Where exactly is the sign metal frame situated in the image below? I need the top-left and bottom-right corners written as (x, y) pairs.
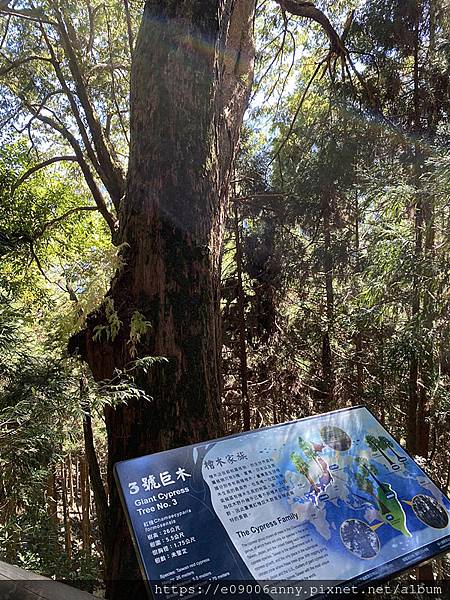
top-left (115, 405), bottom-right (450, 598)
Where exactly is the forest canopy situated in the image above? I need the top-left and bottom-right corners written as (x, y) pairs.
top-left (0, 0), bottom-right (449, 597)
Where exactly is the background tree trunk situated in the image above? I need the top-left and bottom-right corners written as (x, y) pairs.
top-left (321, 193), bottom-right (335, 409)
top-left (79, 454), bottom-right (91, 554)
top-left (233, 202), bottom-right (251, 430)
top-left (46, 472), bottom-right (58, 527)
top-left (61, 463), bottom-right (72, 560)
top-left (354, 189), bottom-right (364, 404)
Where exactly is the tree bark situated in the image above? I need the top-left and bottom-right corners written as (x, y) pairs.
top-left (354, 188), bottom-right (364, 404)
top-left (79, 454), bottom-right (91, 554)
top-left (66, 1), bottom-right (345, 596)
top-left (61, 463), bottom-right (72, 560)
top-left (46, 471), bottom-right (58, 527)
top-left (82, 401), bottom-right (110, 563)
top-left (71, 2), bottom-right (255, 597)
top-left (233, 202), bottom-right (251, 430)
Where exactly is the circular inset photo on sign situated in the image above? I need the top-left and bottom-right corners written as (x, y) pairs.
top-left (340, 519), bottom-right (380, 559)
top-left (320, 425), bottom-right (352, 451)
top-left (412, 494), bottom-right (449, 529)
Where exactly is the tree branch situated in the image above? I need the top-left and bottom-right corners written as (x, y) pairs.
top-left (3, 205), bottom-right (98, 259)
top-left (0, 54), bottom-right (53, 77)
top-left (0, 14), bottom-right (11, 48)
top-left (0, 5), bottom-right (56, 26)
top-left (269, 57), bottom-right (324, 166)
top-left (87, 62), bottom-right (129, 75)
top-left (275, 1), bottom-right (344, 56)
top-left (38, 25), bottom-right (105, 183)
top-left (52, 4), bottom-right (126, 208)
top-left (38, 206), bottom-right (99, 237)
top-left (28, 240), bottom-right (70, 295)
top-left (123, 0), bottom-right (134, 57)
top-left (104, 6), bottom-right (130, 145)
top-left (24, 106), bottom-right (118, 238)
top-left (13, 155), bottom-right (78, 189)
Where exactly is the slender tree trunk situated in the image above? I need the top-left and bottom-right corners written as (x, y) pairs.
top-left (408, 349), bottom-right (419, 454)
top-left (272, 399), bottom-right (278, 424)
top-left (233, 202), bottom-right (251, 430)
top-left (4, 497), bottom-right (18, 563)
top-left (408, 6), bottom-right (422, 453)
top-left (379, 334), bottom-right (386, 424)
top-left (416, 0), bottom-right (439, 457)
top-left (67, 454), bottom-right (74, 510)
top-left (445, 457), bottom-right (450, 496)
top-left (61, 463), bottom-right (72, 560)
top-left (75, 456), bottom-right (80, 509)
top-left (321, 194), bottom-right (334, 409)
top-left (82, 402), bottom-right (110, 562)
top-left (408, 176), bottom-right (424, 456)
top-left (417, 191), bottom-right (434, 457)
top-left (408, 171), bottom-right (422, 455)
top-left (79, 454), bottom-right (91, 554)
top-left (46, 471), bottom-right (59, 527)
top-left (354, 189), bottom-right (364, 403)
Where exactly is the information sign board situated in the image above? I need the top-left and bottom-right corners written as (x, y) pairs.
top-left (114, 406), bottom-right (450, 598)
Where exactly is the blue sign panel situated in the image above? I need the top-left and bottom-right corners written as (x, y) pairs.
top-left (114, 406), bottom-right (450, 598)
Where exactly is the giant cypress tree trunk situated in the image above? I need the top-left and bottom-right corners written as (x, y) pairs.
top-left (67, 2), bottom-right (343, 595)
top-left (74, 1), bottom-right (255, 597)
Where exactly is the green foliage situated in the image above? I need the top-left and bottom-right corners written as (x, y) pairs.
top-left (0, 141), bottom-right (114, 583)
top-left (1, 0), bottom-right (450, 586)
top-left (128, 311), bottom-right (152, 358)
top-left (0, 143), bottom-right (117, 328)
top-left (0, 307), bottom-right (100, 580)
top-left (93, 297), bottom-right (122, 342)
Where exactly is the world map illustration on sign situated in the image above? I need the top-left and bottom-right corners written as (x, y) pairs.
top-left (286, 424), bottom-right (445, 556)
top-left (204, 407), bottom-right (450, 585)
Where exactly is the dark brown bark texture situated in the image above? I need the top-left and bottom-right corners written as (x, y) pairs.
top-left (65, 1), bottom-right (345, 595)
top-left (72, 1), bottom-right (255, 596)
top-left (233, 203), bottom-right (251, 430)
